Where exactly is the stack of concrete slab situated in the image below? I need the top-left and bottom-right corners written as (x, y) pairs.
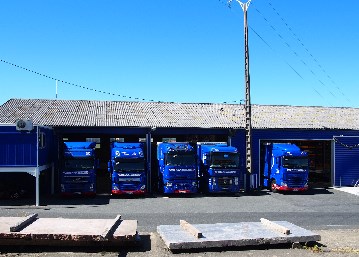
top-left (157, 218), bottom-right (321, 251)
top-left (0, 213), bottom-right (138, 246)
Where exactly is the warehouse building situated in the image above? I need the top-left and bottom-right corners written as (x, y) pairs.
top-left (0, 98), bottom-right (358, 199)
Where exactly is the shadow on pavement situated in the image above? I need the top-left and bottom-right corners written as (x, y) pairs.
top-left (0, 234), bottom-right (151, 255)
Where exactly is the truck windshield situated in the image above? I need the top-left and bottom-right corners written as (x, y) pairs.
top-left (210, 152), bottom-right (240, 168)
top-left (64, 159), bottom-right (94, 171)
top-left (282, 157), bottom-right (308, 169)
top-left (165, 152), bottom-right (196, 166)
top-left (114, 158), bottom-right (145, 172)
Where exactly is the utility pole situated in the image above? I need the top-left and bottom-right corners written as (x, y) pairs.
top-left (229, 0), bottom-right (253, 189)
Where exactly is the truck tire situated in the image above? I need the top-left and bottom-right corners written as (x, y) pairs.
top-left (270, 179), bottom-right (278, 193)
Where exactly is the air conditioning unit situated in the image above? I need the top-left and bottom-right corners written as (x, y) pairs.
top-left (15, 119), bottom-right (34, 131)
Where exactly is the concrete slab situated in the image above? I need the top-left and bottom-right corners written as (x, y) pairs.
top-left (157, 221), bottom-right (321, 251)
top-left (0, 215), bottom-right (138, 246)
top-left (334, 187), bottom-right (359, 196)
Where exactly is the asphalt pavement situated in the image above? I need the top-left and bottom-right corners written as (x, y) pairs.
top-left (0, 187), bottom-right (358, 256)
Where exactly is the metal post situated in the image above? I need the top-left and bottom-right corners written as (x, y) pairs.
top-left (35, 168), bottom-right (40, 206)
top-left (146, 131), bottom-right (152, 193)
top-left (36, 126), bottom-right (40, 206)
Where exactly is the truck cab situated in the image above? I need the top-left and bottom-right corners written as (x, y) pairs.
top-left (60, 142), bottom-right (97, 197)
top-left (108, 142), bottom-right (146, 195)
top-left (197, 142), bottom-right (240, 194)
top-left (157, 142), bottom-right (197, 194)
top-left (263, 143), bottom-right (309, 192)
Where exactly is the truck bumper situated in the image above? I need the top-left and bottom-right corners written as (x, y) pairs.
top-left (61, 191), bottom-right (96, 197)
top-left (273, 184), bottom-right (308, 192)
top-left (111, 189), bottom-right (146, 195)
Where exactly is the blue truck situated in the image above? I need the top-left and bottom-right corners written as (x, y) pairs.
top-left (157, 142), bottom-right (198, 194)
top-left (263, 143), bottom-right (309, 192)
top-left (60, 141), bottom-right (97, 197)
top-left (108, 142), bottom-right (147, 195)
top-left (197, 142), bottom-right (240, 194)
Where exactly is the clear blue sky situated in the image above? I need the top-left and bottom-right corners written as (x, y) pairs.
top-left (0, 0), bottom-right (358, 107)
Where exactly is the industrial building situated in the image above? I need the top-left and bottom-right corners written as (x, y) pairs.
top-left (0, 98), bottom-right (359, 202)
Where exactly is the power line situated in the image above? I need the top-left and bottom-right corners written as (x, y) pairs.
top-left (249, 26), bottom-right (328, 104)
top-left (219, 0), bottom-right (333, 106)
top-left (253, 7), bottom-right (339, 107)
top-left (0, 58), bottom-right (247, 105)
top-left (265, 1), bottom-right (351, 104)
top-left (0, 59), bottom-right (157, 102)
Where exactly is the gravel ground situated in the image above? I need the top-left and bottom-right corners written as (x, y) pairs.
top-left (0, 229), bottom-right (358, 257)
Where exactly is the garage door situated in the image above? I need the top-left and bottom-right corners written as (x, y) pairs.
top-left (334, 136), bottom-right (359, 186)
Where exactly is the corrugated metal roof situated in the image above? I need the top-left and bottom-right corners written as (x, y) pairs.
top-left (0, 98), bottom-right (358, 130)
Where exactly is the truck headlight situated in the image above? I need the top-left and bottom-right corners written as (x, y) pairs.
top-left (281, 182), bottom-right (287, 187)
top-left (234, 177), bottom-right (239, 185)
top-left (192, 182), bottom-right (197, 186)
top-left (166, 182), bottom-right (172, 187)
top-left (140, 185), bottom-right (146, 190)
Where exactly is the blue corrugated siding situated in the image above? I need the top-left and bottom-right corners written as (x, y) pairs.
top-left (0, 125), bottom-right (54, 167)
top-left (334, 136), bottom-right (359, 186)
top-left (0, 130), bottom-right (37, 166)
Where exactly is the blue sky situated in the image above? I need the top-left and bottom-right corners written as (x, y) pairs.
top-left (0, 0), bottom-right (358, 107)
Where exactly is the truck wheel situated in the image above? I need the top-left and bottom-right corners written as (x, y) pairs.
top-left (270, 180), bottom-right (278, 193)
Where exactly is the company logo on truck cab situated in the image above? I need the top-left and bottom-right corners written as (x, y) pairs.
top-left (214, 170), bottom-right (238, 174)
top-left (118, 173), bottom-right (142, 177)
top-left (168, 168), bottom-right (195, 172)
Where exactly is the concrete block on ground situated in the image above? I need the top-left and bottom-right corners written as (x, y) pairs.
top-left (157, 221), bottom-right (321, 251)
top-left (0, 215), bottom-right (138, 246)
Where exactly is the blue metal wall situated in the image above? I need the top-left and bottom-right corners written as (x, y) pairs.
top-left (232, 129), bottom-right (359, 187)
top-left (334, 136), bottom-right (359, 186)
top-left (0, 126), bottom-right (37, 166)
top-left (0, 125), bottom-right (54, 167)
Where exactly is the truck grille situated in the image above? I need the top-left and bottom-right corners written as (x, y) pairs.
top-left (286, 174), bottom-right (306, 188)
top-left (118, 182), bottom-right (141, 191)
top-left (217, 178), bottom-right (232, 190)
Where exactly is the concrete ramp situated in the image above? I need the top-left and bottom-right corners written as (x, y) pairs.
top-left (0, 214), bottom-right (138, 246)
top-left (157, 219), bottom-right (321, 251)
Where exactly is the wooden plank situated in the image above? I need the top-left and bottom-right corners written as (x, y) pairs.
top-left (101, 214), bottom-right (122, 239)
top-left (180, 220), bottom-right (202, 238)
top-left (260, 218), bottom-right (291, 235)
top-left (113, 220), bottom-right (138, 241)
top-left (10, 213), bottom-right (38, 232)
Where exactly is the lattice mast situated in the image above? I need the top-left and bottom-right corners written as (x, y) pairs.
top-left (229, 0), bottom-right (253, 175)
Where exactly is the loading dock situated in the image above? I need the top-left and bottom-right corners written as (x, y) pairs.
top-left (1, 99), bottom-right (359, 197)
top-left (259, 139), bottom-right (332, 189)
